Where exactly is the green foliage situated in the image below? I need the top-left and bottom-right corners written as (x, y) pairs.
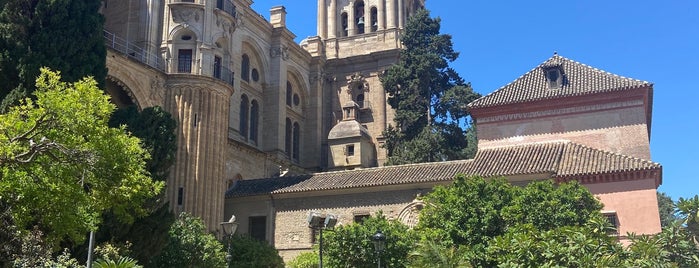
top-left (677, 195), bottom-right (699, 242)
top-left (323, 212), bottom-right (418, 268)
top-left (658, 191), bottom-right (678, 228)
top-left (0, 0), bottom-right (106, 110)
top-left (149, 213), bottom-right (226, 268)
top-left (287, 251), bottom-right (319, 268)
top-left (380, 8), bottom-right (480, 165)
top-left (407, 239), bottom-right (472, 268)
top-left (0, 69), bottom-right (162, 247)
top-left (92, 242), bottom-right (141, 268)
top-left (226, 235), bottom-right (284, 268)
top-left (501, 180), bottom-right (603, 230)
top-left (93, 257), bottom-right (141, 268)
top-left (109, 106), bottom-right (177, 183)
top-left (417, 175), bottom-right (604, 266)
top-left (10, 228), bottom-right (83, 268)
top-left (87, 105), bottom-right (178, 263)
top-left (487, 219), bottom-right (626, 267)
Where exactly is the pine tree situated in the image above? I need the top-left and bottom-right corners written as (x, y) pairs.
top-left (0, 0), bottom-right (106, 110)
top-left (380, 8), bottom-right (480, 165)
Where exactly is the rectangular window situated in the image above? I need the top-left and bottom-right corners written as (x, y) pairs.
top-left (346, 145), bottom-right (355, 156)
top-left (177, 187), bottom-right (184, 206)
top-left (354, 214), bottom-right (369, 223)
top-left (177, 49), bottom-right (192, 73)
top-left (249, 216), bottom-right (267, 241)
top-left (603, 212), bottom-right (619, 235)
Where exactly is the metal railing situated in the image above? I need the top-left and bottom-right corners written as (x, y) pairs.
top-left (216, 0), bottom-right (236, 18)
top-left (214, 64), bottom-right (235, 86)
top-left (103, 30), bottom-right (165, 71)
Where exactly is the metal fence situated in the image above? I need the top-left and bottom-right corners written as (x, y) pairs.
top-left (103, 30), bottom-right (165, 71)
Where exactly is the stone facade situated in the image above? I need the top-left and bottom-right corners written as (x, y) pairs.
top-left (101, 0), bottom-right (423, 232)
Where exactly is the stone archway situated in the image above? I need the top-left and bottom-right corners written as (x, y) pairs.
top-left (105, 49), bottom-right (166, 109)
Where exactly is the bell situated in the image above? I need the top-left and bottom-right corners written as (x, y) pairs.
top-left (358, 16), bottom-right (365, 25)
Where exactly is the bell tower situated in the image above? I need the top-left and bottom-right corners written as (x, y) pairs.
top-left (307, 0), bottom-right (425, 169)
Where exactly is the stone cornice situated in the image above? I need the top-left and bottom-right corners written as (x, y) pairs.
top-left (166, 74), bottom-right (234, 97)
top-left (477, 99), bottom-right (644, 123)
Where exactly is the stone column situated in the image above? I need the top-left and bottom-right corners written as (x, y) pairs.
top-left (364, 2), bottom-right (371, 33)
top-left (318, 0), bottom-right (327, 39)
top-left (398, 0), bottom-right (404, 28)
top-left (348, 6), bottom-right (355, 36)
top-left (387, 0), bottom-right (396, 29)
top-left (328, 0), bottom-right (337, 38)
top-left (378, 0), bottom-right (385, 30)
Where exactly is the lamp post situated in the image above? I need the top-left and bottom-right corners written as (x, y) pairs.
top-left (307, 211), bottom-right (337, 268)
top-left (371, 230), bottom-right (386, 268)
top-left (220, 214), bottom-right (238, 267)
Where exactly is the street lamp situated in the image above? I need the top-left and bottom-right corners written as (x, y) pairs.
top-left (307, 211), bottom-right (337, 268)
top-left (371, 230), bottom-right (386, 268)
top-left (220, 214), bottom-right (238, 267)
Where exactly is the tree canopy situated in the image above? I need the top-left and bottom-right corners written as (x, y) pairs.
top-left (323, 212), bottom-right (418, 268)
top-left (380, 8), bottom-right (480, 165)
top-left (0, 0), bottom-right (106, 110)
top-left (0, 68), bottom-right (162, 251)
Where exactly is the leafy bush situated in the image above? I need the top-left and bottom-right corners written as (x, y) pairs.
top-left (226, 234), bottom-right (284, 268)
top-left (287, 251), bottom-right (318, 268)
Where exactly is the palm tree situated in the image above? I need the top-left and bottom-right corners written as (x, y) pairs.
top-left (407, 240), bottom-right (471, 268)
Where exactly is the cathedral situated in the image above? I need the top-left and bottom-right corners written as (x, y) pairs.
top-left (100, 0), bottom-right (662, 261)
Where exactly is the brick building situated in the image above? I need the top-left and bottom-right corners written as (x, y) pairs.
top-left (226, 54), bottom-right (662, 260)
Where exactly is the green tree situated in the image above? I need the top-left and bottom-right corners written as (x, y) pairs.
top-left (0, 69), bottom-right (162, 249)
top-left (81, 106), bottom-right (178, 264)
top-left (149, 213), bottom-right (226, 268)
top-left (380, 8), bottom-right (480, 165)
top-left (417, 175), bottom-right (604, 266)
top-left (323, 212), bottom-right (418, 268)
top-left (0, 0), bottom-right (106, 110)
top-left (658, 191), bottom-right (678, 228)
top-left (226, 235), bottom-right (284, 268)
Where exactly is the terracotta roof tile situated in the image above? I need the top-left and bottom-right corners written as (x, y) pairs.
top-left (226, 141), bottom-right (661, 197)
top-left (467, 54), bottom-right (651, 109)
top-left (557, 142), bottom-right (661, 177)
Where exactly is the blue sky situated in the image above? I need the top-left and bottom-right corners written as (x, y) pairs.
top-left (251, 1), bottom-right (699, 200)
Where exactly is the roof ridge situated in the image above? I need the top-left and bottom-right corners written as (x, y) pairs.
top-left (307, 159), bottom-right (475, 176)
top-left (478, 140), bottom-right (571, 151)
top-left (558, 55), bottom-right (650, 85)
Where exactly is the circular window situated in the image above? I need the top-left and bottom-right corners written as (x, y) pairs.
top-left (293, 93), bottom-right (300, 106)
top-left (251, 68), bottom-right (259, 82)
top-left (181, 35), bottom-right (192, 41)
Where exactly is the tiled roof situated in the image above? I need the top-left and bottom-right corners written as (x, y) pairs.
top-left (467, 54), bottom-right (651, 109)
top-left (226, 141), bottom-right (661, 197)
top-left (557, 142), bottom-right (660, 177)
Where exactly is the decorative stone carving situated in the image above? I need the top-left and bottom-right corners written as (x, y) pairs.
top-left (345, 72), bottom-right (369, 94)
top-left (270, 45), bottom-right (289, 60)
top-left (172, 7), bottom-right (202, 26)
top-left (397, 194), bottom-right (425, 228)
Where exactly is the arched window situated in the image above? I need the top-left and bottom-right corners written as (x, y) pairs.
top-left (292, 122), bottom-right (300, 160)
top-left (250, 100), bottom-right (259, 142)
top-left (370, 7), bottom-right (378, 32)
top-left (355, 1), bottom-right (365, 34)
top-left (241, 54), bottom-right (250, 82)
top-left (286, 81), bottom-right (293, 107)
top-left (285, 118), bottom-right (292, 156)
top-left (356, 93), bottom-right (365, 108)
top-left (341, 12), bottom-right (348, 37)
top-left (240, 95), bottom-right (249, 138)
